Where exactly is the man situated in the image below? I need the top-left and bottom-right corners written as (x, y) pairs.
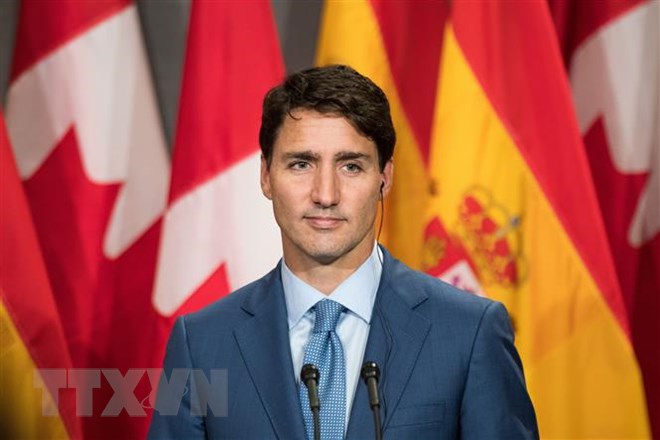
top-left (148, 65), bottom-right (538, 439)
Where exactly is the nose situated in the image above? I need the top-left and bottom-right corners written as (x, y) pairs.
top-left (311, 166), bottom-right (340, 208)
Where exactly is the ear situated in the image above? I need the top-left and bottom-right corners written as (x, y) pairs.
top-left (260, 155), bottom-right (272, 200)
top-left (380, 160), bottom-right (394, 198)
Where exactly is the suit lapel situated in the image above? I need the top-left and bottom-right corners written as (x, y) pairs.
top-left (233, 268), bottom-right (306, 440)
top-left (345, 293), bottom-right (389, 439)
top-left (346, 250), bottom-right (432, 438)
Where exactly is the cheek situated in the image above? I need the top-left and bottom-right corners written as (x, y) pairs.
top-left (347, 185), bottom-right (381, 216)
top-left (270, 184), bottom-right (305, 219)
top-left (271, 198), bottom-right (294, 233)
top-left (272, 182), bottom-right (307, 205)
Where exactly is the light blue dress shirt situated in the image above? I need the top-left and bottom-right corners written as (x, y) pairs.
top-left (281, 243), bottom-right (382, 430)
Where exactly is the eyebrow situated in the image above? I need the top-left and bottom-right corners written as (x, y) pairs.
top-left (335, 152), bottom-right (372, 162)
top-left (281, 150), bottom-right (373, 162)
top-left (282, 150), bottom-right (319, 162)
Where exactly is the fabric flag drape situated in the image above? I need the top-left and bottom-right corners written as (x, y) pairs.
top-left (317, 0), bottom-right (650, 437)
top-left (1, 110), bottom-right (80, 439)
top-left (153, 0), bottom-right (284, 317)
top-left (549, 0), bottom-right (660, 436)
top-left (5, 1), bottom-right (170, 438)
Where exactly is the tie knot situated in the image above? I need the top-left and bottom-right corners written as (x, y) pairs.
top-left (312, 300), bottom-right (344, 333)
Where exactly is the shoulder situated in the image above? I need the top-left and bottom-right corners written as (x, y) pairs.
top-left (179, 264), bottom-right (281, 334)
top-left (381, 247), bottom-right (509, 330)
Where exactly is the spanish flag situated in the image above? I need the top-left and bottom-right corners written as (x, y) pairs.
top-left (317, 1), bottom-right (650, 437)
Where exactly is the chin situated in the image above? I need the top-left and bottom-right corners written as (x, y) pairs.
top-left (285, 231), bottom-right (372, 266)
top-left (306, 247), bottom-right (344, 265)
top-left (306, 238), bottom-right (368, 265)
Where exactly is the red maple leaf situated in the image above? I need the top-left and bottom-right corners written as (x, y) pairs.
top-left (585, 115), bottom-right (660, 435)
top-left (584, 116), bottom-right (649, 305)
top-left (24, 127), bottom-right (121, 368)
top-left (23, 126), bottom-right (171, 439)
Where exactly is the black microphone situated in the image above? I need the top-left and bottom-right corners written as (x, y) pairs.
top-left (301, 364), bottom-right (321, 440)
top-left (361, 361), bottom-right (383, 440)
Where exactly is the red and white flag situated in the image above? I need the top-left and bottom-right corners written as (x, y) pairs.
top-left (550, 0), bottom-right (660, 435)
top-left (1, 109), bottom-right (81, 439)
top-left (153, 0), bottom-right (284, 316)
top-left (6, 1), bottom-right (170, 438)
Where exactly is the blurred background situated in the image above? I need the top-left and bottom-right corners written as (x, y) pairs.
top-left (0, 0), bottom-right (324, 142)
top-left (1, 0), bottom-right (658, 439)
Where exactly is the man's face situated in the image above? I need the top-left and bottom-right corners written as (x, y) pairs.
top-left (261, 109), bottom-right (393, 269)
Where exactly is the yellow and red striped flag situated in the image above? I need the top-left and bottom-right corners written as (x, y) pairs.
top-left (317, 1), bottom-right (650, 437)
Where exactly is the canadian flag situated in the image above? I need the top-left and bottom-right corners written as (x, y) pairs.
top-left (153, 0), bottom-right (284, 316)
top-left (6, 1), bottom-right (170, 438)
top-left (1, 109), bottom-right (80, 439)
top-left (550, 0), bottom-right (660, 435)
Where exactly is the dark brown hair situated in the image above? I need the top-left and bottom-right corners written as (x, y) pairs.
top-left (259, 65), bottom-right (395, 170)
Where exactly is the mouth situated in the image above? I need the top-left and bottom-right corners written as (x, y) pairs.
top-left (304, 216), bottom-right (345, 230)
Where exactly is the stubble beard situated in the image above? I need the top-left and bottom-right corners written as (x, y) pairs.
top-left (286, 218), bottom-right (377, 267)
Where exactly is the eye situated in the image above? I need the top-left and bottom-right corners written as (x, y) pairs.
top-left (289, 161), bottom-right (310, 170)
top-left (343, 162), bottom-right (363, 173)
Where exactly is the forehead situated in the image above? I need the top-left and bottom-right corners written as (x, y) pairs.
top-left (273, 109), bottom-right (377, 156)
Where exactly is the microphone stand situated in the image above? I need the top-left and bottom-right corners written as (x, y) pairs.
top-left (301, 364), bottom-right (321, 440)
top-left (361, 361), bottom-right (383, 440)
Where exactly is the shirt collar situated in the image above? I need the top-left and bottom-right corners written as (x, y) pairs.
top-left (281, 243), bottom-right (383, 330)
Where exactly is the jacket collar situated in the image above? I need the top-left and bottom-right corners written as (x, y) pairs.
top-left (233, 263), bottom-right (307, 439)
top-left (234, 247), bottom-right (431, 439)
top-left (346, 246), bottom-right (431, 438)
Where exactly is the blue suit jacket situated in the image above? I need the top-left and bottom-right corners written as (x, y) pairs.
top-left (148, 248), bottom-right (538, 439)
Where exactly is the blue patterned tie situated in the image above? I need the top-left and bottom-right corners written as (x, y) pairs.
top-left (299, 299), bottom-right (346, 440)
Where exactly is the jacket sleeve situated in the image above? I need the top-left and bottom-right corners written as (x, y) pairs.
top-left (147, 316), bottom-right (206, 439)
top-left (460, 301), bottom-right (539, 439)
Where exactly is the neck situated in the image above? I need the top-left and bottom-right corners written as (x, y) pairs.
top-left (284, 241), bottom-right (375, 295)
